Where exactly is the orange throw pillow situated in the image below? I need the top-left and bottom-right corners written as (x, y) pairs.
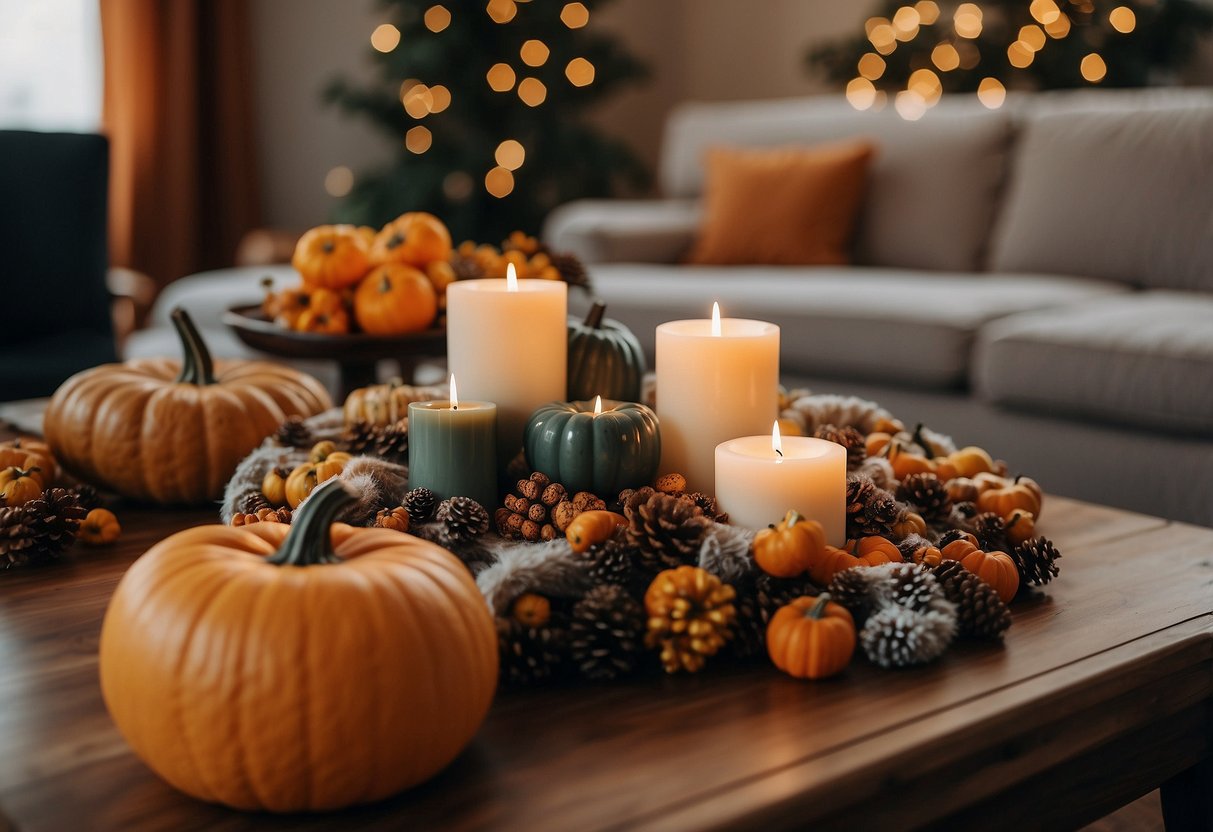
top-left (686, 141), bottom-right (876, 266)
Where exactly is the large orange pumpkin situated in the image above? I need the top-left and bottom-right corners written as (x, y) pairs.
top-left (369, 212), bottom-right (452, 267)
top-left (44, 308), bottom-right (331, 505)
top-left (353, 263), bottom-right (438, 335)
top-left (292, 225), bottom-right (370, 289)
top-left (99, 480), bottom-right (498, 812)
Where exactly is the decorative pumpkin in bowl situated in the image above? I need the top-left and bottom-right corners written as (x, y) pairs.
top-left (44, 308), bottom-right (331, 505)
top-left (291, 224), bottom-right (371, 289)
top-left (99, 480), bottom-right (498, 811)
top-left (353, 262), bottom-right (438, 335)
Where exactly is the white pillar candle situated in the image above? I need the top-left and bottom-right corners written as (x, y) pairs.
top-left (447, 265), bottom-right (567, 463)
top-left (656, 303), bottom-right (779, 493)
top-left (715, 423), bottom-right (846, 544)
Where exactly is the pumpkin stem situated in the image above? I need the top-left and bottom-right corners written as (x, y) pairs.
top-left (583, 301), bottom-right (607, 329)
top-left (266, 479), bottom-right (353, 566)
top-left (171, 307), bottom-right (216, 386)
top-left (782, 509), bottom-right (805, 528)
top-left (912, 423), bottom-right (935, 459)
top-left (807, 593), bottom-right (833, 620)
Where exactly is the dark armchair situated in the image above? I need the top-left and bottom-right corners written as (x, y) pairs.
top-left (0, 130), bottom-right (118, 402)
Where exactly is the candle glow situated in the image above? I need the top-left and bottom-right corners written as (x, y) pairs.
top-left (711, 301), bottom-right (722, 337)
top-left (594, 394), bottom-right (603, 415)
top-left (772, 420), bottom-right (783, 457)
top-left (506, 262), bottom-right (519, 292)
top-left (450, 373), bottom-right (459, 410)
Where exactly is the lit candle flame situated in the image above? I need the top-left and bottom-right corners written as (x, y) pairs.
top-left (711, 301), bottom-right (721, 337)
top-left (772, 420), bottom-right (783, 458)
top-left (506, 262), bottom-right (518, 292)
top-left (594, 395), bottom-right (602, 415)
top-left (450, 373), bottom-right (459, 410)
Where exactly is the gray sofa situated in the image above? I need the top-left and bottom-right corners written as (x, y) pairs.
top-left (543, 89), bottom-right (1213, 527)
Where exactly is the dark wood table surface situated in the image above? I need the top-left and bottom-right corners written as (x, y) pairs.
top-left (2, 453), bottom-right (1211, 830)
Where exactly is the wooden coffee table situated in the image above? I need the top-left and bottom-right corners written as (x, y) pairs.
top-left (1, 465), bottom-right (1210, 829)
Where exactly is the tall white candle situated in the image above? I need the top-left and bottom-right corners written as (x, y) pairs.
top-left (715, 423), bottom-right (846, 544)
top-left (656, 303), bottom-right (779, 492)
top-left (447, 264), bottom-right (567, 463)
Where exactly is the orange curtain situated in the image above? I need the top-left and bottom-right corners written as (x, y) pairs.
top-left (101, 0), bottom-right (259, 287)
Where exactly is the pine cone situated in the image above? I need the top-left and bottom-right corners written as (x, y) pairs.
top-left (934, 560), bottom-right (1012, 640)
top-left (342, 421), bottom-right (378, 455)
top-left (938, 528), bottom-right (976, 548)
top-left (582, 532), bottom-right (645, 589)
top-left (24, 487), bottom-right (86, 556)
top-left (896, 473), bottom-right (951, 524)
top-left (731, 573), bottom-right (819, 658)
top-left (813, 424), bottom-right (866, 470)
top-left (1012, 536), bottom-right (1062, 587)
top-left (274, 415), bottom-right (312, 448)
top-left (971, 512), bottom-right (1009, 552)
top-left (372, 420), bottom-right (410, 462)
top-left (236, 490), bottom-right (272, 515)
top-left (644, 566), bottom-right (736, 673)
top-left (451, 252), bottom-right (486, 282)
top-left (401, 487), bottom-right (437, 524)
top-left (496, 617), bottom-right (567, 686)
top-left (436, 496), bottom-right (490, 545)
top-left (549, 251), bottom-right (591, 290)
top-left (624, 491), bottom-right (711, 571)
top-left (569, 585), bottom-right (646, 680)
top-left (880, 562), bottom-right (942, 613)
top-left (67, 483), bottom-right (102, 511)
top-left (826, 567), bottom-right (875, 623)
top-left (683, 491), bottom-right (728, 523)
top-left (0, 505), bottom-right (36, 568)
top-left (859, 603), bottom-right (957, 669)
top-left (845, 475), bottom-right (903, 539)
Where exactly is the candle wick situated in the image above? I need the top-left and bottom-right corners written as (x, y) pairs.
top-left (775, 449), bottom-right (783, 457)
top-left (452, 404), bottom-right (458, 411)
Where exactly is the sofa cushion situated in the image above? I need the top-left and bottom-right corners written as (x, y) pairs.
top-left (583, 264), bottom-right (1125, 389)
top-left (543, 199), bottom-right (701, 264)
top-left (659, 96), bottom-right (1011, 273)
top-left (974, 292), bottom-right (1213, 436)
top-left (989, 96), bottom-right (1213, 292)
top-left (687, 142), bottom-right (875, 266)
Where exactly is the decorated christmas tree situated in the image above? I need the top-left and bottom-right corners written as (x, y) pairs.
top-left (808, 0), bottom-right (1213, 117)
top-left (326, 0), bottom-right (649, 243)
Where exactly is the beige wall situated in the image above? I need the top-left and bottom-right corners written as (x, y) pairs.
top-left (250, 0), bottom-right (866, 227)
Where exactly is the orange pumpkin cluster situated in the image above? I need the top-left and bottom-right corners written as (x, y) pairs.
top-left (453, 232), bottom-right (564, 281)
top-left (266, 212), bottom-right (453, 336)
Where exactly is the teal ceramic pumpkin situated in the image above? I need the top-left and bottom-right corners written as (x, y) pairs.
top-left (524, 399), bottom-right (661, 495)
top-left (567, 302), bottom-right (646, 403)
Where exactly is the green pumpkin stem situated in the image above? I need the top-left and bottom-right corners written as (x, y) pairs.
top-left (171, 307), bottom-right (216, 386)
top-left (807, 593), bottom-right (833, 619)
top-left (267, 479), bottom-right (353, 566)
top-left (912, 423), bottom-right (935, 459)
top-left (583, 301), bottom-right (607, 329)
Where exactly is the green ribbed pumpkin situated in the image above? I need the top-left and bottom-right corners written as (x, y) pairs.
top-left (524, 399), bottom-right (661, 496)
top-left (567, 302), bottom-right (646, 403)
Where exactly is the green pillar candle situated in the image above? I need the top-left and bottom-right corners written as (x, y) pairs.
top-left (408, 389), bottom-right (498, 512)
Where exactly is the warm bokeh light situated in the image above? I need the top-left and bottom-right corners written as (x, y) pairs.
top-left (443, 170), bottom-right (474, 201)
top-left (487, 63), bottom-right (516, 92)
top-left (895, 90), bottom-right (927, 121)
top-left (560, 2), bottom-right (589, 28)
top-left (977, 77), bottom-right (1006, 109)
top-left (565, 57), bottom-right (595, 86)
top-left (486, 0), bottom-right (517, 24)
top-left (495, 139), bottom-right (525, 170)
top-left (845, 77), bottom-right (877, 110)
top-left (931, 42), bottom-right (960, 71)
top-left (1045, 13), bottom-right (1072, 37)
top-left (403, 84), bottom-right (433, 118)
top-left (405, 126), bottom-right (432, 154)
top-left (868, 19), bottom-right (897, 54)
top-left (1109, 6), bottom-right (1136, 33)
top-left (485, 166), bottom-right (515, 197)
top-left (1007, 41), bottom-right (1035, 68)
top-left (858, 52), bottom-right (886, 80)
top-left (424, 5), bottom-right (451, 33)
top-left (399, 78), bottom-right (421, 100)
top-left (370, 24), bottom-right (401, 53)
top-left (324, 166), bottom-right (353, 197)
top-left (1019, 24), bottom-right (1046, 51)
top-left (892, 6), bottom-right (920, 40)
top-left (521, 39), bottom-right (550, 66)
top-left (428, 84), bottom-right (451, 113)
top-left (915, 0), bottom-right (940, 25)
top-left (518, 77), bottom-right (547, 105)
top-left (1081, 53), bottom-right (1107, 82)
top-left (954, 3), bottom-right (983, 38)
top-left (1030, 0), bottom-right (1061, 25)
top-left (908, 68), bottom-right (942, 103)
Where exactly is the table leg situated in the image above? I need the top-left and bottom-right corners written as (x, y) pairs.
top-left (1161, 756), bottom-right (1213, 832)
top-left (337, 360), bottom-right (380, 401)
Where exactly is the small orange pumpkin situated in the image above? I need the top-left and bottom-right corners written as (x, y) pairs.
top-left (941, 538), bottom-right (1019, 603)
top-left (753, 510), bottom-right (826, 578)
top-left (292, 225), bottom-right (371, 289)
top-left (285, 455), bottom-right (347, 509)
top-left (566, 510), bottom-right (626, 553)
top-left (374, 506), bottom-right (410, 532)
top-left (948, 445), bottom-right (997, 478)
top-left (886, 442), bottom-right (933, 479)
top-left (907, 543), bottom-right (943, 568)
top-left (947, 477), bottom-right (980, 504)
top-left (1004, 509), bottom-right (1036, 546)
top-left (425, 259), bottom-right (457, 295)
top-left (0, 438), bottom-right (56, 485)
top-left (511, 593), bottom-right (552, 627)
top-left (295, 307), bottom-right (351, 335)
top-left (977, 476), bottom-right (1043, 519)
top-left (98, 480), bottom-right (497, 812)
top-left (890, 511), bottom-right (927, 540)
top-left (0, 467), bottom-right (42, 505)
top-left (809, 536), bottom-right (901, 585)
top-left (767, 594), bottom-right (856, 680)
top-left (353, 263), bottom-right (438, 335)
top-left (370, 213), bottom-right (452, 267)
top-left (261, 279), bottom-right (311, 328)
top-left (865, 431), bottom-right (893, 458)
top-left (78, 507), bottom-right (122, 545)
top-left (261, 466), bottom-right (291, 507)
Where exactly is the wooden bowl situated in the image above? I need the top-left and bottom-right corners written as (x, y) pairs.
top-left (223, 305), bottom-right (446, 360)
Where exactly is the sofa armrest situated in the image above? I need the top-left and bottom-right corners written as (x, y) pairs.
top-left (543, 199), bottom-right (701, 264)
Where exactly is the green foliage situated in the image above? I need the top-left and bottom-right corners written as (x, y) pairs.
top-left (807, 0), bottom-right (1213, 94)
top-left (326, 0), bottom-right (649, 242)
